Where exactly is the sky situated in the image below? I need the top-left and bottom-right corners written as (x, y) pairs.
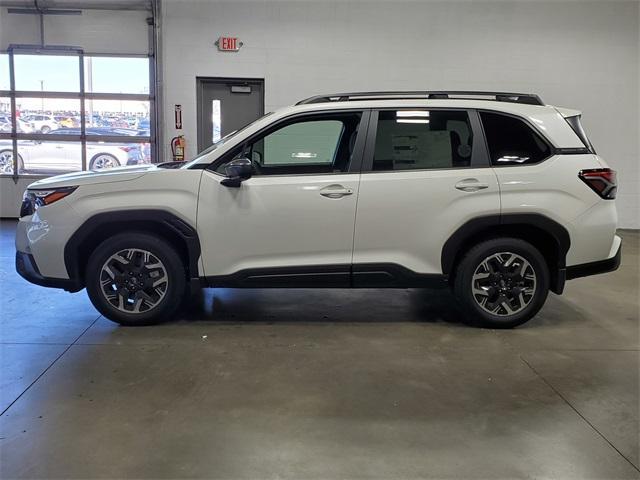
top-left (1, 53), bottom-right (149, 113)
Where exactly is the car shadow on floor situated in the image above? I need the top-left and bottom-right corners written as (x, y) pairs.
top-left (179, 287), bottom-right (478, 326)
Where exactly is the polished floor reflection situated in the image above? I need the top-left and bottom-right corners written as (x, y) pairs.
top-left (1, 220), bottom-right (638, 479)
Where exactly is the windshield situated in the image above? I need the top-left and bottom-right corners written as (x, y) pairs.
top-left (182, 112), bottom-right (273, 169)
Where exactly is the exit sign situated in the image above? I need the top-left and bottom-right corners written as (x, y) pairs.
top-left (215, 36), bottom-right (243, 52)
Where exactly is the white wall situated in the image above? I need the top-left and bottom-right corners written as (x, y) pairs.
top-left (161, 0), bottom-right (639, 228)
top-left (0, 8), bottom-right (149, 53)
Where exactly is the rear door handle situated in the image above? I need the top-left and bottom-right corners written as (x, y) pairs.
top-left (319, 184), bottom-right (354, 199)
top-left (455, 179), bottom-right (489, 192)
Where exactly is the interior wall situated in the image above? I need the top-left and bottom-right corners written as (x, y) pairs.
top-left (161, 0), bottom-right (639, 228)
top-left (0, 8), bottom-right (149, 53)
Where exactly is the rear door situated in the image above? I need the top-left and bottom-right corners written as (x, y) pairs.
top-left (352, 108), bottom-right (500, 281)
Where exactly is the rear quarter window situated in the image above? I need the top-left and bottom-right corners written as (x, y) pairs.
top-left (480, 111), bottom-right (551, 165)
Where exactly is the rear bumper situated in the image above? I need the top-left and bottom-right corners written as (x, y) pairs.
top-left (15, 251), bottom-right (82, 292)
top-left (566, 241), bottom-right (622, 280)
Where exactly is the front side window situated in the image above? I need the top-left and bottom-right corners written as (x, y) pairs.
top-left (372, 110), bottom-right (474, 171)
top-left (220, 112), bottom-right (362, 175)
top-left (480, 111), bottom-right (551, 165)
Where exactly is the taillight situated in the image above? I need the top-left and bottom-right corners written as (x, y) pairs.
top-left (579, 168), bottom-right (617, 199)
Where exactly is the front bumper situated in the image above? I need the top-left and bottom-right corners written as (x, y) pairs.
top-left (16, 251), bottom-right (82, 292)
top-left (566, 241), bottom-right (622, 280)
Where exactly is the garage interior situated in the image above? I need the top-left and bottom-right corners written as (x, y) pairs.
top-left (1, 1), bottom-right (639, 479)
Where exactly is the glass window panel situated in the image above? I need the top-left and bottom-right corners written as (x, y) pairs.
top-left (15, 98), bottom-right (81, 133)
top-left (14, 55), bottom-right (80, 92)
top-left (0, 97), bottom-right (11, 133)
top-left (85, 99), bottom-right (150, 135)
top-left (85, 57), bottom-right (149, 94)
top-left (373, 110), bottom-right (474, 171)
top-left (17, 140), bottom-right (82, 175)
top-left (480, 112), bottom-right (550, 165)
top-left (0, 54), bottom-right (9, 90)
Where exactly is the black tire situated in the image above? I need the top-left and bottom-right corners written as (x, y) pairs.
top-left (453, 238), bottom-right (549, 329)
top-left (89, 153), bottom-right (120, 170)
top-left (85, 232), bottom-right (187, 326)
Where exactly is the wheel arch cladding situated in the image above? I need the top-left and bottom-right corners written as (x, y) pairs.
top-left (441, 214), bottom-right (570, 294)
top-left (64, 210), bottom-right (201, 287)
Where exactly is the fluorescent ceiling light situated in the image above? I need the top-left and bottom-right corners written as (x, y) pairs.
top-left (396, 111), bottom-right (430, 117)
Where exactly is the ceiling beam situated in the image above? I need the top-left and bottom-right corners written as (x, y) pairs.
top-left (0, 0), bottom-right (151, 11)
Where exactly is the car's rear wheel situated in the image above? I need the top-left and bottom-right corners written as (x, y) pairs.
top-left (85, 233), bottom-right (186, 326)
top-left (453, 238), bottom-right (549, 328)
top-left (0, 150), bottom-right (24, 174)
top-left (90, 153), bottom-right (120, 170)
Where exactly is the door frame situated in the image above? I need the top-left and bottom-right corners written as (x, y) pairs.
top-left (196, 76), bottom-right (265, 153)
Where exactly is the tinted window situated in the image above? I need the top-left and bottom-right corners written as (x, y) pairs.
top-left (480, 112), bottom-right (551, 165)
top-left (565, 115), bottom-right (595, 153)
top-left (372, 110), bottom-right (473, 171)
top-left (221, 112), bottom-right (362, 176)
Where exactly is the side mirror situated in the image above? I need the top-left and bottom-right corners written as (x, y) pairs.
top-left (221, 157), bottom-right (252, 188)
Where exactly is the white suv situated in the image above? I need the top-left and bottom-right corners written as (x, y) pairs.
top-left (15, 91), bottom-right (621, 328)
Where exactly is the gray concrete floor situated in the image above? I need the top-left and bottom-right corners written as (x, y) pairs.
top-left (1, 218), bottom-right (638, 479)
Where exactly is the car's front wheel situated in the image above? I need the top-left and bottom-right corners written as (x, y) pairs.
top-left (90, 153), bottom-right (120, 170)
top-left (0, 150), bottom-right (24, 174)
top-left (453, 238), bottom-right (549, 328)
top-left (85, 233), bottom-right (186, 326)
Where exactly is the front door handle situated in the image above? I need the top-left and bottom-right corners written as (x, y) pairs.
top-left (319, 184), bottom-right (354, 199)
top-left (455, 179), bottom-right (489, 192)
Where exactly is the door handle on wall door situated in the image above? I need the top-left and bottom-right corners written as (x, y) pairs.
top-left (319, 184), bottom-right (354, 199)
top-left (455, 179), bottom-right (489, 192)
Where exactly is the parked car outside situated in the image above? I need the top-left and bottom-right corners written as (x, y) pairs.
top-left (0, 115), bottom-right (35, 133)
top-left (22, 114), bottom-right (59, 133)
top-left (0, 126), bottom-right (147, 174)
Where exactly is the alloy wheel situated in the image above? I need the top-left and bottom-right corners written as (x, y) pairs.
top-left (92, 154), bottom-right (119, 170)
top-left (0, 150), bottom-right (15, 174)
top-left (471, 252), bottom-right (537, 316)
top-left (99, 248), bottom-right (169, 314)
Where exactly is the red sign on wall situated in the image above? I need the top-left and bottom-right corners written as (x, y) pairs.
top-left (216, 36), bottom-right (243, 52)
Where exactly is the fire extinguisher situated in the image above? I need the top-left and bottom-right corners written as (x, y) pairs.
top-left (170, 135), bottom-right (186, 162)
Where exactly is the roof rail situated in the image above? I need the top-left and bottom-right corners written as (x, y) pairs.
top-left (296, 91), bottom-right (544, 106)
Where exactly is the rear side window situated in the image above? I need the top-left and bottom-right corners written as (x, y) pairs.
top-left (480, 112), bottom-right (551, 165)
top-left (565, 115), bottom-right (595, 153)
top-left (372, 110), bottom-right (474, 171)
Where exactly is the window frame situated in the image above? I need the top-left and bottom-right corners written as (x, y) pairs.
top-left (360, 108), bottom-right (491, 174)
top-left (207, 108), bottom-right (370, 177)
top-left (477, 109), bottom-right (556, 167)
top-left (0, 48), bottom-right (153, 178)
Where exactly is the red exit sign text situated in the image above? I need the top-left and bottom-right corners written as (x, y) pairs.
top-left (216, 36), bottom-right (242, 52)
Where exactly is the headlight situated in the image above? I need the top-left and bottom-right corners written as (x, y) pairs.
top-left (20, 186), bottom-right (77, 217)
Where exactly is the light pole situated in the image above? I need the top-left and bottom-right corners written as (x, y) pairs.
top-left (40, 80), bottom-right (44, 113)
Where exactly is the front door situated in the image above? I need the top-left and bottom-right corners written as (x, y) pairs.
top-left (196, 77), bottom-right (264, 153)
top-left (196, 110), bottom-right (368, 286)
top-left (352, 108), bottom-right (501, 279)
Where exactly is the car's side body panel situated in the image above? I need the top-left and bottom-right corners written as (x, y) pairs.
top-left (495, 153), bottom-right (618, 266)
top-left (196, 170), bottom-right (361, 276)
top-left (352, 168), bottom-right (501, 273)
top-left (16, 168), bottom-right (202, 280)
